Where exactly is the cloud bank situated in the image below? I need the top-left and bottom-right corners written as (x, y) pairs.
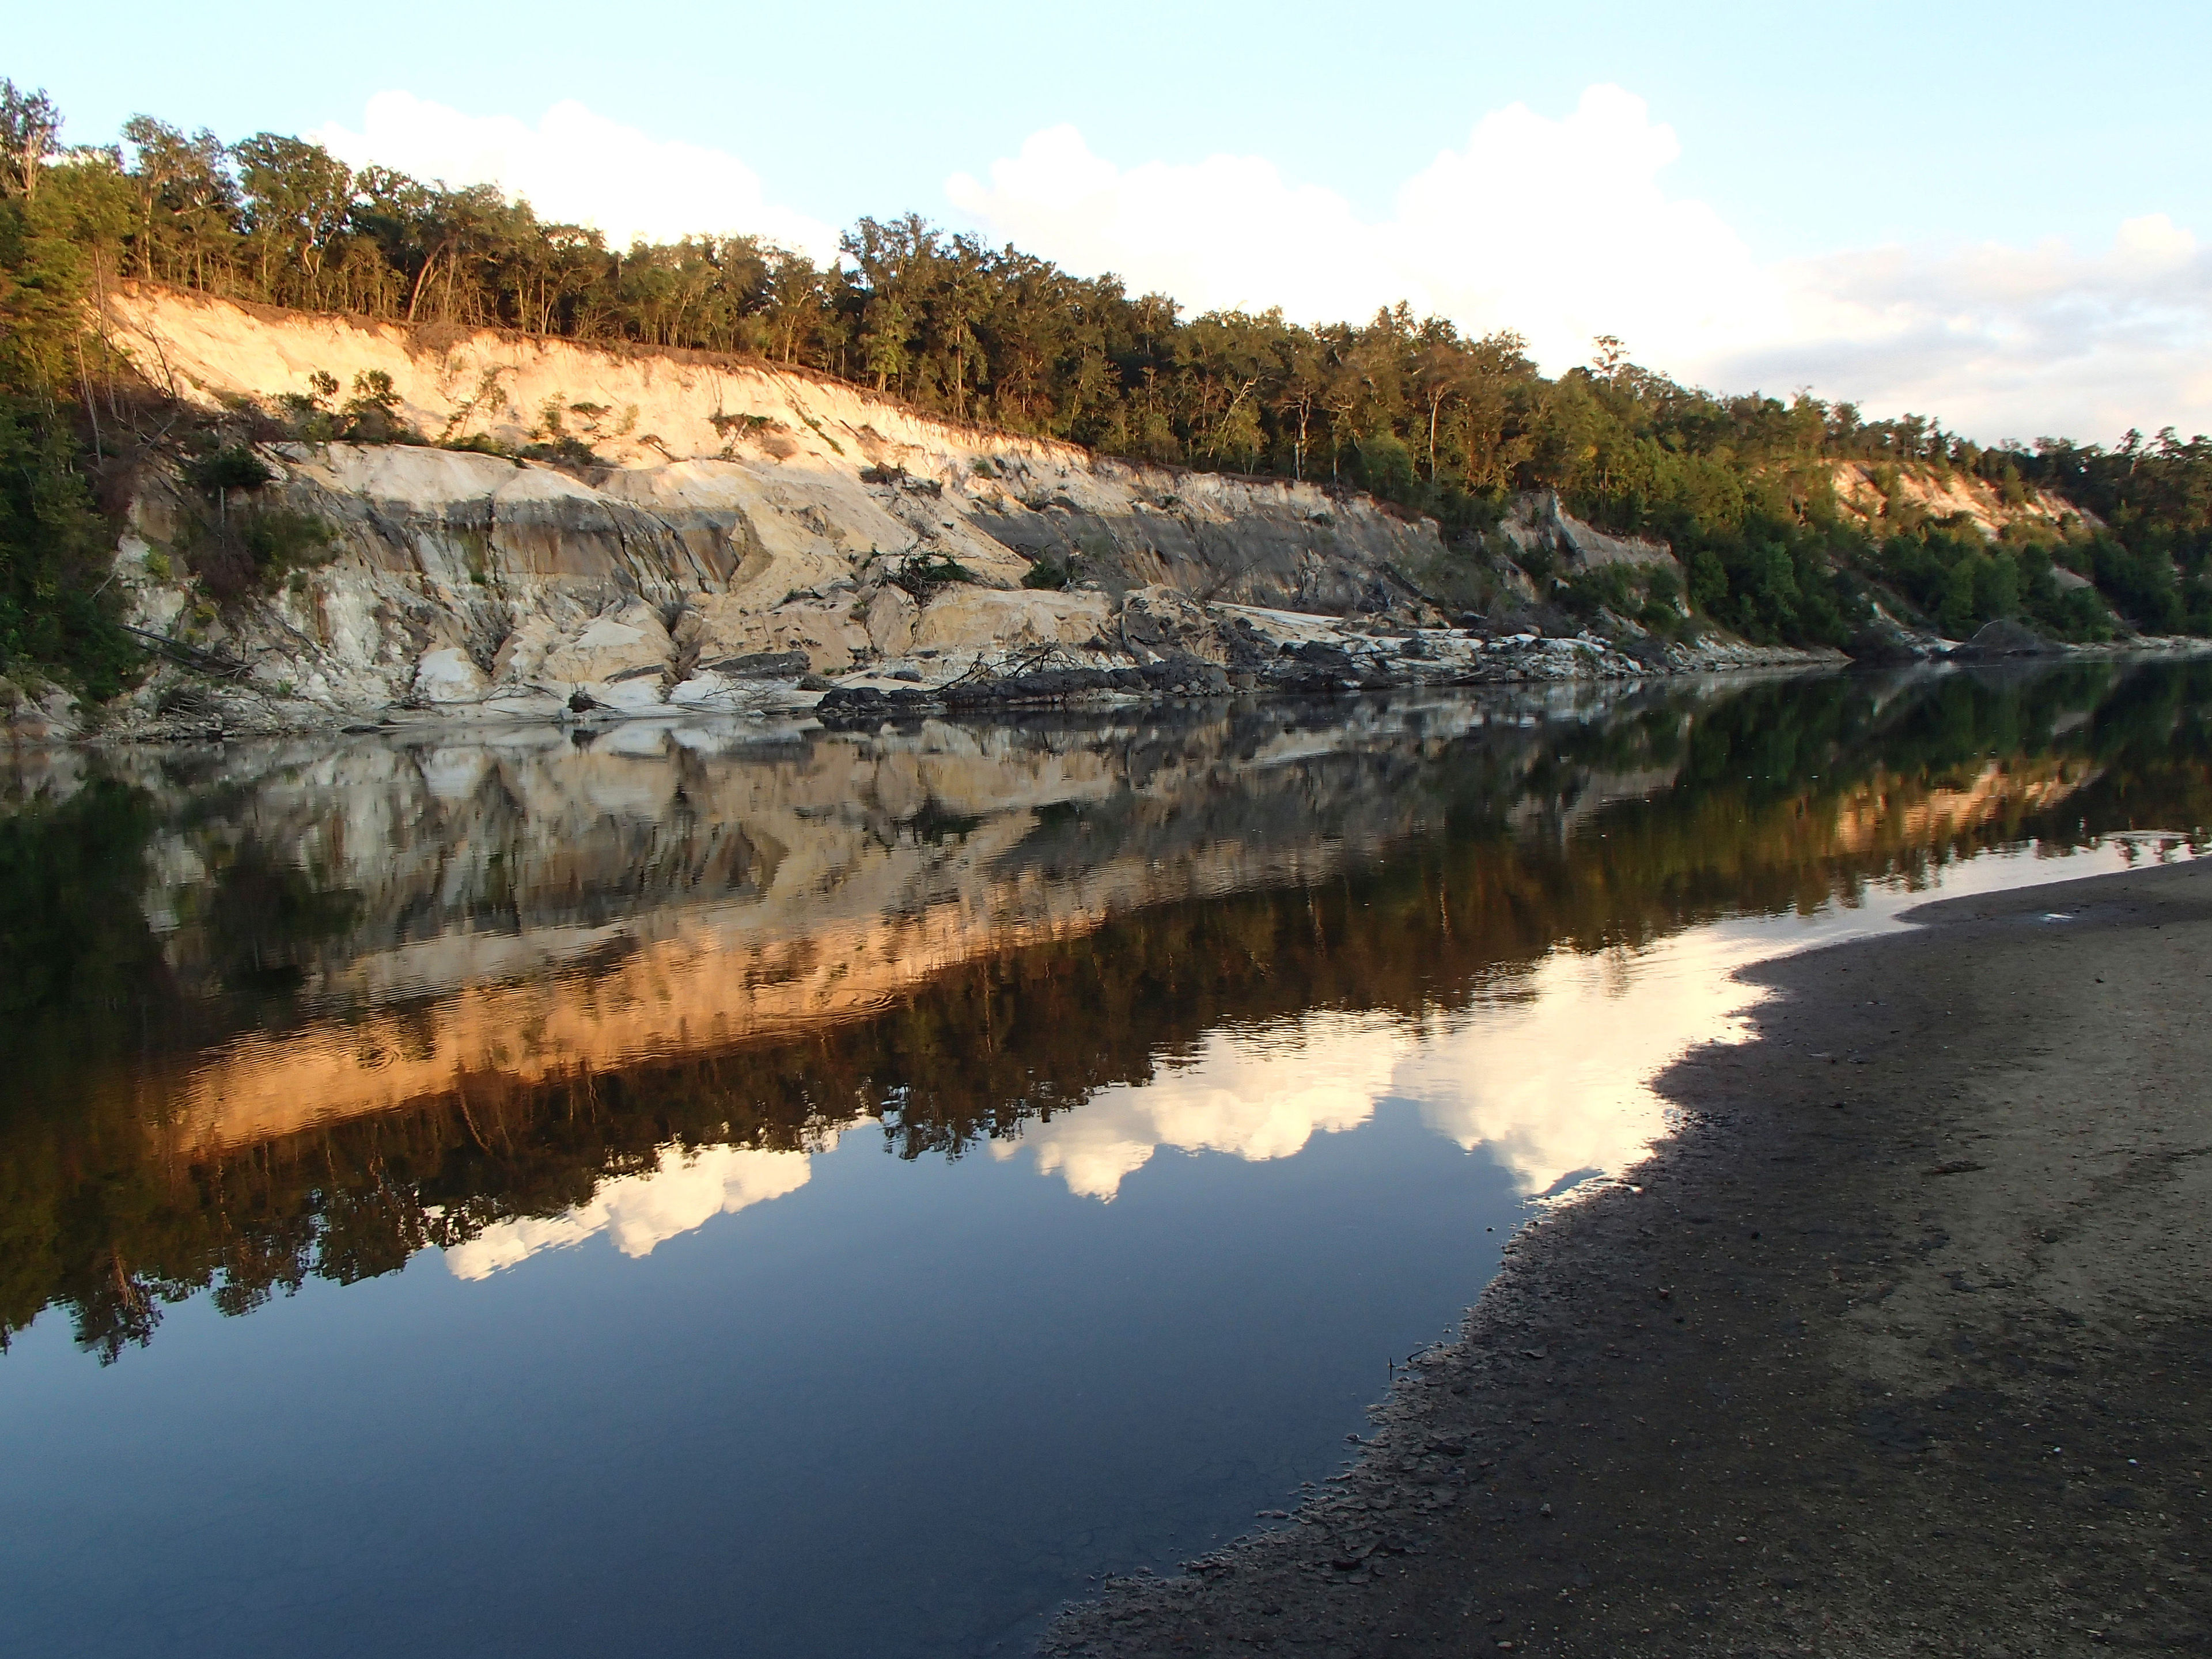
top-left (314, 91), bottom-right (838, 261)
top-left (444, 1134), bottom-right (846, 1279)
top-left (947, 88), bottom-right (1779, 387)
top-left (949, 87), bottom-right (2212, 443)
top-left (315, 88), bottom-right (2211, 442)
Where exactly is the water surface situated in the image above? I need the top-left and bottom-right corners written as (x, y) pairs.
top-left (4, 662), bottom-right (2210, 1657)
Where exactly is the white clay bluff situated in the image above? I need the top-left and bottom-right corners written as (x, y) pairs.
top-left (33, 287), bottom-right (1840, 743)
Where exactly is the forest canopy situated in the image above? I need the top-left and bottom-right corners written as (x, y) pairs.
top-left (3, 78), bottom-right (2212, 687)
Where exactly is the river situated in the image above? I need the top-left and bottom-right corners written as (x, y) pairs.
top-left (3, 661), bottom-right (2208, 1657)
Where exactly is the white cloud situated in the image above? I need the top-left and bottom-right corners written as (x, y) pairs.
top-left (947, 88), bottom-right (1779, 380)
top-left (444, 1132), bottom-right (850, 1279)
top-left (1716, 215), bottom-right (2212, 441)
top-left (949, 126), bottom-right (1391, 334)
top-left (994, 1012), bottom-right (1405, 1200)
top-left (948, 86), bottom-right (2212, 442)
top-left (315, 91), bottom-right (838, 261)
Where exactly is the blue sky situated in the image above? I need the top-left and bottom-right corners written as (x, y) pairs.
top-left (16, 1), bottom-right (2212, 440)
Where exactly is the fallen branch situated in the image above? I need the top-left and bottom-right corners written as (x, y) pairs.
top-left (116, 623), bottom-right (254, 680)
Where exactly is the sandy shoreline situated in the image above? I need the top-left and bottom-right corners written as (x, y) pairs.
top-left (1041, 858), bottom-right (2212, 1656)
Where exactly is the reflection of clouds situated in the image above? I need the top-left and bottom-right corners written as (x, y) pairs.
top-left (445, 1131), bottom-right (852, 1279)
top-left (1003, 849), bottom-right (2184, 1206)
top-left (1006, 931), bottom-right (1781, 1203)
top-left (998, 1013), bottom-right (1411, 1199)
top-left (1396, 937), bottom-right (1764, 1196)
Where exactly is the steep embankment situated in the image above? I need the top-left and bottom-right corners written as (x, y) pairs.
top-left (1828, 459), bottom-right (2091, 541)
top-left (71, 287), bottom-right (1820, 739)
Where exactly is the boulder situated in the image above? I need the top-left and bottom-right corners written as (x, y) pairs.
top-left (1844, 623), bottom-right (1937, 666)
top-left (528, 599), bottom-right (674, 688)
top-left (412, 645), bottom-right (490, 704)
top-left (1116, 584), bottom-right (1229, 664)
top-left (912, 586), bottom-right (1113, 653)
top-left (1951, 618), bottom-right (2059, 661)
top-left (0, 676), bottom-right (82, 744)
top-left (680, 592), bottom-right (870, 673)
top-left (865, 585), bottom-right (919, 656)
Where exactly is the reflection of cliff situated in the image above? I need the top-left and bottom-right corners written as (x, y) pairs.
top-left (6, 661), bottom-right (2211, 1361)
top-left (128, 687), bottom-right (1692, 1153)
top-left (1830, 760), bottom-right (2093, 853)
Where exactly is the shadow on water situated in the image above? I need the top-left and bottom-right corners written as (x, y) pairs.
top-left (2, 660), bottom-right (2211, 1656)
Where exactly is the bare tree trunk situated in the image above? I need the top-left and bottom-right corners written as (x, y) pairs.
top-left (406, 245), bottom-right (446, 323)
top-left (75, 336), bottom-right (101, 460)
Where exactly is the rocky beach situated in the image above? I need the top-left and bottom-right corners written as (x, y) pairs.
top-left (1043, 858), bottom-right (2212, 1657)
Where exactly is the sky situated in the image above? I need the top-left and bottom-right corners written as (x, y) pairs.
top-left (16, 0), bottom-right (2212, 444)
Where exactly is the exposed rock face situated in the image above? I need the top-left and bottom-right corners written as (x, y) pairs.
top-left (1951, 618), bottom-right (2062, 660)
top-left (0, 678), bottom-right (83, 744)
top-left (1829, 460), bottom-right (2094, 539)
top-left (911, 588), bottom-right (1115, 656)
top-left (1495, 490), bottom-right (1680, 577)
top-left (79, 287), bottom-right (1841, 739)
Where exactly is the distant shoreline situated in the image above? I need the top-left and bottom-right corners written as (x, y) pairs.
top-left (1043, 858), bottom-right (2212, 1655)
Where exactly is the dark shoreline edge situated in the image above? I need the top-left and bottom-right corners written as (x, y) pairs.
top-left (1041, 858), bottom-right (2212, 1657)
top-left (46, 637), bottom-right (2210, 748)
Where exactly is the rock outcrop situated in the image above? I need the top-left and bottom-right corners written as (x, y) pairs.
top-left (1829, 460), bottom-right (2094, 540)
top-left (1949, 618), bottom-right (2063, 661)
top-left (74, 286), bottom-right (1838, 740)
top-left (1495, 490), bottom-right (1680, 577)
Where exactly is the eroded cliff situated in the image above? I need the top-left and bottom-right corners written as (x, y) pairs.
top-left (67, 287), bottom-right (1825, 738)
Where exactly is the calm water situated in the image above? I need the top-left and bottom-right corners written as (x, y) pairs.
top-left (4, 662), bottom-right (2210, 1657)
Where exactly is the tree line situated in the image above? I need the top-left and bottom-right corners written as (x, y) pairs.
top-left (4, 77), bottom-right (2212, 690)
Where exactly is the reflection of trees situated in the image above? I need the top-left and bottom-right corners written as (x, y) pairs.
top-left (205, 846), bottom-right (361, 994)
top-left (6, 662), bottom-right (2212, 1362)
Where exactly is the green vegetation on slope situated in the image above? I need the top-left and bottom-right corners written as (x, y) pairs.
top-left (5, 78), bottom-right (2212, 688)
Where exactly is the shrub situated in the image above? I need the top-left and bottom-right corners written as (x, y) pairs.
top-left (179, 505), bottom-right (331, 602)
top-left (0, 394), bottom-right (138, 699)
top-left (888, 552), bottom-right (973, 599)
top-left (186, 445), bottom-right (275, 495)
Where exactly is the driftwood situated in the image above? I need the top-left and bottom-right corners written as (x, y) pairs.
top-left (116, 623), bottom-right (254, 680)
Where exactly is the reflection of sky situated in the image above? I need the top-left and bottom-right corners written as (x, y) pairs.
top-left (984, 897), bottom-right (1844, 1204)
top-left (440, 835), bottom-right (2199, 1274)
top-left (446, 1130), bottom-right (855, 1278)
top-left (990, 1012), bottom-right (1412, 1199)
top-left (1402, 953), bottom-right (1728, 1195)
top-left (989, 930), bottom-right (1761, 1203)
